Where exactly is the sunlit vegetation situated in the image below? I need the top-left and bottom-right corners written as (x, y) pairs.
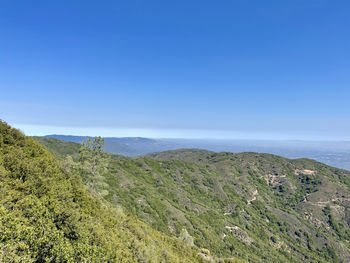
top-left (0, 121), bottom-right (204, 262)
top-left (36, 137), bottom-right (350, 262)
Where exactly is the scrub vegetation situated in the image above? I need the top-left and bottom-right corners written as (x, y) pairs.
top-left (36, 137), bottom-right (350, 262)
top-left (0, 121), bottom-right (203, 262)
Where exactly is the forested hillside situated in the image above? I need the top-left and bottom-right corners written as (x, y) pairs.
top-left (0, 121), bottom-right (204, 262)
top-left (36, 138), bottom-right (350, 262)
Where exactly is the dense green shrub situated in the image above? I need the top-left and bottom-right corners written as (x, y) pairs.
top-left (0, 121), bottom-right (203, 262)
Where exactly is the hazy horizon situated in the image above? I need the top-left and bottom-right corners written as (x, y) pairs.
top-left (9, 123), bottom-right (350, 141)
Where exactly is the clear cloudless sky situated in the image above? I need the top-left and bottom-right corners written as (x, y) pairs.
top-left (0, 0), bottom-right (349, 140)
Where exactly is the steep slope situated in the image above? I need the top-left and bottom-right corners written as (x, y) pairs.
top-left (36, 139), bottom-right (350, 262)
top-left (0, 121), bottom-right (204, 262)
top-left (33, 136), bottom-right (81, 160)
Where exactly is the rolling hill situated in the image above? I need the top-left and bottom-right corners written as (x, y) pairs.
top-left (35, 137), bottom-right (350, 262)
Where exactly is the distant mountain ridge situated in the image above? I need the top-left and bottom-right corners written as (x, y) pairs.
top-left (45, 134), bottom-right (156, 143)
top-left (44, 134), bottom-right (176, 156)
top-left (42, 135), bottom-right (350, 170)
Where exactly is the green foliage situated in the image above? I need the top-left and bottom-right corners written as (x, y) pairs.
top-left (317, 244), bottom-right (339, 263)
top-left (32, 137), bottom-right (80, 160)
top-left (36, 137), bottom-right (350, 262)
top-left (78, 137), bottom-right (109, 195)
top-left (60, 137), bottom-right (111, 197)
top-left (179, 228), bottom-right (194, 247)
top-left (0, 121), bottom-right (203, 262)
top-left (323, 205), bottom-right (349, 240)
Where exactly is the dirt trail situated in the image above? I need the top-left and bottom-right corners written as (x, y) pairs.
top-left (247, 190), bottom-right (258, 204)
top-left (304, 197), bottom-right (350, 208)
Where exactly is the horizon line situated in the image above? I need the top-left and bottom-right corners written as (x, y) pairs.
top-left (10, 123), bottom-right (350, 142)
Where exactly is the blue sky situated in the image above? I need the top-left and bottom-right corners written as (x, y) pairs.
top-left (1, 0), bottom-right (349, 140)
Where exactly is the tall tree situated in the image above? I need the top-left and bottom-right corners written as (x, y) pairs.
top-left (77, 137), bottom-right (109, 196)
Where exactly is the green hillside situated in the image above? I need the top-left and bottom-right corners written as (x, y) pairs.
top-left (32, 136), bottom-right (81, 161)
top-left (36, 137), bottom-right (350, 262)
top-left (0, 121), bottom-right (204, 262)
